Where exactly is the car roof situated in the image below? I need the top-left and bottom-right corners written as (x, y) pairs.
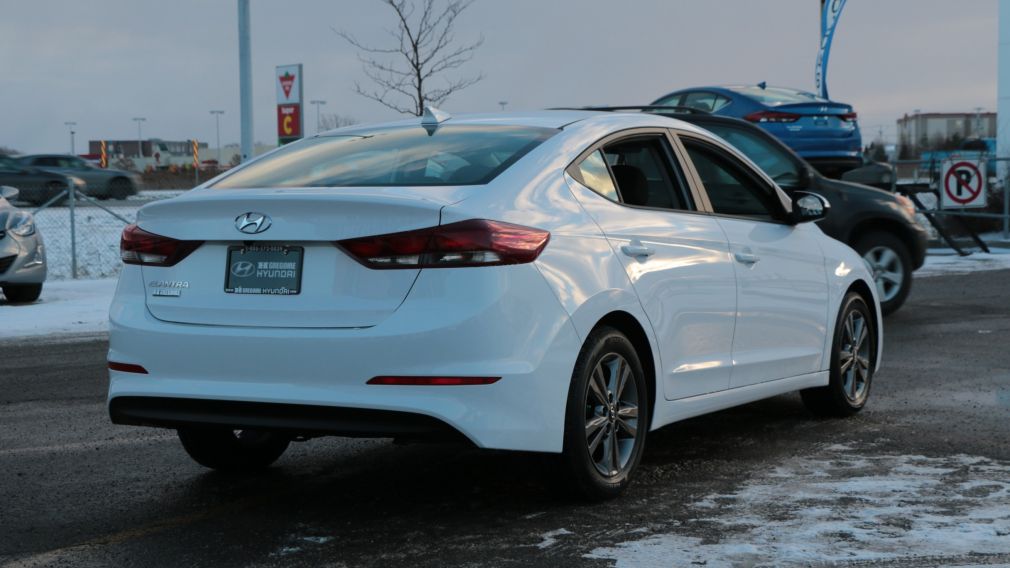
top-left (319, 110), bottom-right (711, 138)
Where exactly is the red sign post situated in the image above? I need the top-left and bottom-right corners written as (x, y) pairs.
top-left (277, 104), bottom-right (302, 139)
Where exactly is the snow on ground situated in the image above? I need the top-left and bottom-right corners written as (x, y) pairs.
top-left (585, 446), bottom-right (1010, 567)
top-left (918, 247), bottom-right (1010, 277)
top-left (0, 278), bottom-right (115, 339)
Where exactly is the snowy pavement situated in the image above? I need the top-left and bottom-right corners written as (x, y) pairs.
top-left (585, 444), bottom-right (1010, 567)
top-left (918, 247), bottom-right (1010, 277)
top-left (0, 278), bottom-right (115, 340)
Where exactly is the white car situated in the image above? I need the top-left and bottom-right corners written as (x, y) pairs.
top-left (108, 109), bottom-right (881, 499)
top-left (0, 185), bottom-right (46, 302)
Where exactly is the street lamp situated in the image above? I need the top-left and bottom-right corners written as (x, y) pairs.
top-left (210, 110), bottom-right (225, 164)
top-left (64, 121), bottom-right (77, 154)
top-left (132, 117), bottom-right (146, 159)
top-left (498, 101), bottom-right (508, 111)
top-left (310, 100), bottom-right (326, 133)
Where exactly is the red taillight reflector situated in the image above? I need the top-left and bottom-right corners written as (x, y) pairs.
top-left (367, 376), bottom-right (501, 386)
top-left (744, 110), bottom-right (801, 123)
top-left (337, 219), bottom-right (550, 269)
top-left (839, 112), bottom-right (858, 122)
top-left (108, 361), bottom-right (149, 374)
top-left (121, 224), bottom-right (203, 267)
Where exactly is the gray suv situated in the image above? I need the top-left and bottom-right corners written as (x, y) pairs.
top-left (18, 154), bottom-right (141, 200)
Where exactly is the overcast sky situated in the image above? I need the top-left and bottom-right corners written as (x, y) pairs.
top-left (0, 0), bottom-right (998, 154)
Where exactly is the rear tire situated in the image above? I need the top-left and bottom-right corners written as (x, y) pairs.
top-left (853, 231), bottom-right (911, 315)
top-left (559, 326), bottom-right (648, 501)
top-left (2, 283), bottom-right (43, 303)
top-left (801, 292), bottom-right (876, 417)
top-left (177, 428), bottom-right (289, 472)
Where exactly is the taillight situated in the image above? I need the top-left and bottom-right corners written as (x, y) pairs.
top-left (336, 219), bottom-right (550, 269)
top-left (839, 112), bottom-right (858, 122)
top-left (108, 361), bottom-right (149, 374)
top-left (744, 110), bottom-right (801, 123)
top-left (120, 224), bottom-right (202, 267)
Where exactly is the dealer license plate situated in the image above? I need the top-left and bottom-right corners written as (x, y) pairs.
top-left (224, 245), bottom-right (303, 295)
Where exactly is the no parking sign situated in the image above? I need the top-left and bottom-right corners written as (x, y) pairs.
top-left (941, 159), bottom-right (987, 209)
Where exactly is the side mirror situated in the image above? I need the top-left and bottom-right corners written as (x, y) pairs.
top-left (791, 191), bottom-right (829, 224)
top-left (0, 185), bottom-right (19, 200)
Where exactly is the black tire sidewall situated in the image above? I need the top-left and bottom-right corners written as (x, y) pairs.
top-left (2, 283), bottom-right (43, 303)
top-left (853, 230), bottom-right (912, 315)
top-left (561, 326), bottom-right (648, 500)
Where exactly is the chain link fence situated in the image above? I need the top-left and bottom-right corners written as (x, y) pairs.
top-left (20, 183), bottom-right (182, 280)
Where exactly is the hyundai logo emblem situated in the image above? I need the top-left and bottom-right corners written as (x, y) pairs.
top-left (235, 212), bottom-right (271, 234)
top-left (230, 260), bottom-right (256, 278)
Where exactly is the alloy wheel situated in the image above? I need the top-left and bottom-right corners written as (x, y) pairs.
top-left (584, 353), bottom-right (639, 477)
top-left (838, 309), bottom-right (871, 405)
top-left (862, 246), bottom-right (904, 302)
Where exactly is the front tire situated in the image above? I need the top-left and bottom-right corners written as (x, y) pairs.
top-left (801, 292), bottom-right (876, 417)
top-left (108, 178), bottom-right (133, 200)
top-left (177, 428), bottom-right (289, 472)
top-left (854, 231), bottom-right (911, 315)
top-left (2, 283), bottom-right (43, 303)
top-left (560, 326), bottom-right (648, 500)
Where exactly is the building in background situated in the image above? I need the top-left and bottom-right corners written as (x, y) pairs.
top-left (897, 111), bottom-right (996, 157)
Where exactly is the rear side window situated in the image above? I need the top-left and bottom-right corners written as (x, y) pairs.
top-left (603, 137), bottom-right (691, 211)
top-left (681, 92), bottom-right (731, 112)
top-left (211, 124), bottom-right (557, 188)
top-left (574, 150), bottom-right (618, 201)
top-left (683, 140), bottom-right (786, 222)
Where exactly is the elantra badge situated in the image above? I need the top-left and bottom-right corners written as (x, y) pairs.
top-left (235, 212), bottom-right (271, 234)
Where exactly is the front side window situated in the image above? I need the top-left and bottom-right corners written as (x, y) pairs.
top-left (701, 124), bottom-right (801, 187)
top-left (683, 140), bottom-right (786, 222)
top-left (211, 124), bottom-right (558, 189)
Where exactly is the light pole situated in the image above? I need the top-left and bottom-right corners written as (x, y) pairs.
top-left (132, 117), bottom-right (146, 159)
top-left (238, 0), bottom-right (253, 162)
top-left (310, 100), bottom-right (326, 133)
top-left (498, 101), bottom-right (508, 111)
top-left (64, 121), bottom-right (77, 154)
top-left (210, 110), bottom-right (225, 164)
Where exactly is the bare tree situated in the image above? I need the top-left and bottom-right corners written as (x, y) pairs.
top-left (0, 145), bottom-right (19, 156)
top-left (319, 113), bottom-right (359, 130)
top-left (335, 0), bottom-right (484, 116)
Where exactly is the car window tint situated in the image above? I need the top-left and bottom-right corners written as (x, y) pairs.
top-left (683, 140), bottom-right (784, 222)
top-left (0, 156), bottom-right (19, 172)
top-left (37, 157), bottom-right (60, 167)
top-left (682, 92), bottom-right (731, 113)
top-left (211, 124), bottom-right (558, 189)
top-left (653, 94), bottom-right (682, 107)
top-left (602, 136), bottom-right (691, 211)
top-left (729, 86), bottom-right (825, 105)
top-left (574, 150), bottom-right (618, 201)
top-left (702, 124), bottom-right (800, 187)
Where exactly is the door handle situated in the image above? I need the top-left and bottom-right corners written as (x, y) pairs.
top-left (734, 252), bottom-right (760, 265)
top-left (621, 244), bottom-right (655, 258)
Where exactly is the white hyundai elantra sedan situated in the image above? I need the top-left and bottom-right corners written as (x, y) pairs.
top-left (108, 109), bottom-right (881, 499)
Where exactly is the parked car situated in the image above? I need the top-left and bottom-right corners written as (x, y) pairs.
top-left (652, 110), bottom-right (925, 314)
top-left (0, 186), bottom-right (46, 302)
top-left (652, 84), bottom-right (862, 177)
top-left (107, 110), bottom-right (881, 499)
top-left (840, 155), bottom-right (895, 191)
top-left (18, 154), bottom-right (141, 200)
top-left (0, 154), bottom-right (86, 206)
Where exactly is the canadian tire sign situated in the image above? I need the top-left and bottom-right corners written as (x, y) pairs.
top-left (276, 64), bottom-right (304, 145)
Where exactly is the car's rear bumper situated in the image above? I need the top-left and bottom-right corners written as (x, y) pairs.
top-left (107, 264), bottom-right (582, 453)
top-left (110, 396), bottom-right (470, 443)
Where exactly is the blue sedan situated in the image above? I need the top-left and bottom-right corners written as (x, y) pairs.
top-left (652, 84), bottom-right (862, 176)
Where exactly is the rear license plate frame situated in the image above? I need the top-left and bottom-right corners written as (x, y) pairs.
top-left (224, 244), bottom-right (303, 295)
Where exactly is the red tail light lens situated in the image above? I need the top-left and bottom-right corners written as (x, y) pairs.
top-left (839, 112), bottom-right (858, 122)
top-left (108, 361), bottom-right (149, 374)
top-left (121, 224), bottom-right (203, 267)
top-left (337, 219), bottom-right (550, 269)
top-left (744, 111), bottom-right (801, 123)
top-left (367, 376), bottom-right (500, 386)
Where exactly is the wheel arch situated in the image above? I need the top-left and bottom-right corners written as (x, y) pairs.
top-left (846, 216), bottom-right (916, 259)
top-left (590, 311), bottom-right (657, 427)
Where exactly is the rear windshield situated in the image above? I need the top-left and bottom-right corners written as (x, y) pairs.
top-left (211, 124), bottom-right (558, 188)
top-left (729, 86), bottom-right (826, 105)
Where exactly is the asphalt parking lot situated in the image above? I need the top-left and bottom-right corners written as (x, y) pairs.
top-left (2, 269), bottom-right (1009, 568)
